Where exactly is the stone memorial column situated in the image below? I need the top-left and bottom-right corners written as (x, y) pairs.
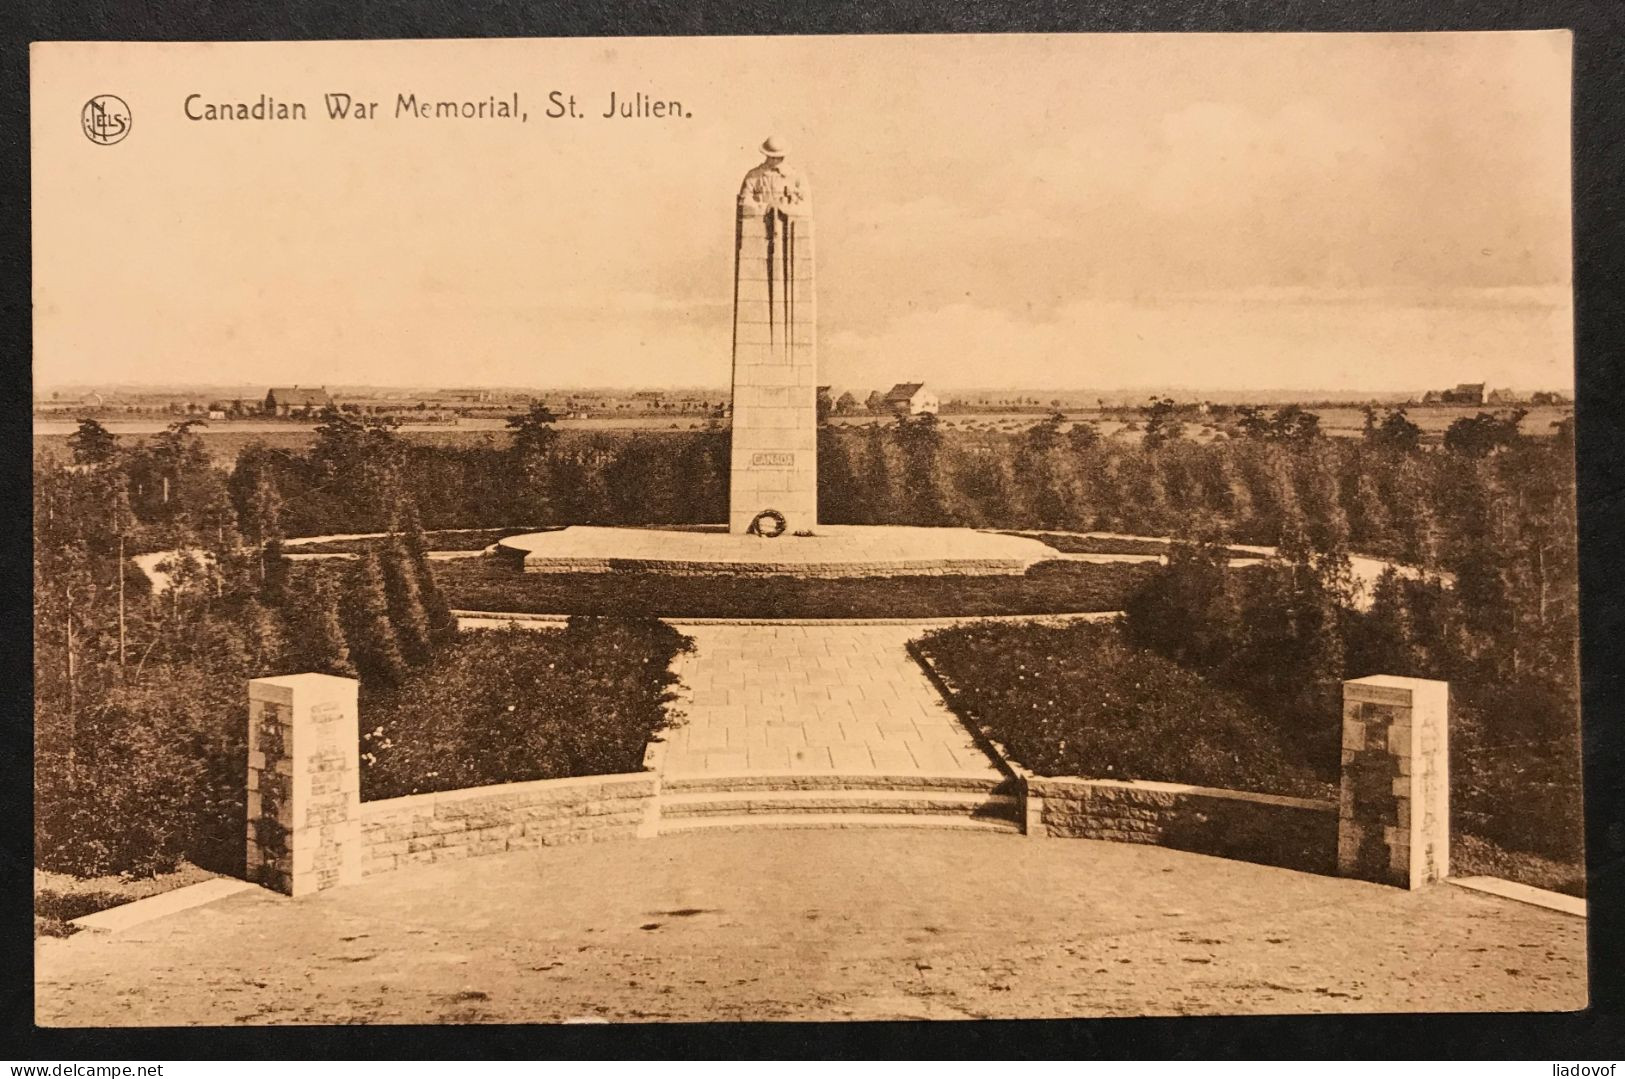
top-left (246, 673), bottom-right (362, 896)
top-left (729, 135), bottom-right (818, 534)
top-left (1338, 674), bottom-right (1450, 889)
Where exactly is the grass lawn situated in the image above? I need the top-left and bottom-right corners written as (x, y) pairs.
top-left (432, 558), bottom-right (1155, 619)
top-left (34, 862), bottom-right (217, 938)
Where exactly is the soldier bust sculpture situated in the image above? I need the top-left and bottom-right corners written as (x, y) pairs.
top-left (738, 135), bottom-right (811, 214)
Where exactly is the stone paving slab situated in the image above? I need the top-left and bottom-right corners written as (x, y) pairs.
top-left (659, 624), bottom-right (1001, 778)
top-left (34, 830), bottom-right (1588, 1024)
top-left (69, 878), bottom-right (261, 935)
top-left (1449, 876), bottom-right (1587, 917)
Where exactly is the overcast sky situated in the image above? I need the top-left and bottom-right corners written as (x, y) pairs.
top-left (33, 32), bottom-right (1572, 393)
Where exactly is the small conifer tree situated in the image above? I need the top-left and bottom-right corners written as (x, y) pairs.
top-left (304, 574), bottom-right (357, 678)
top-left (401, 505), bottom-right (457, 646)
top-left (382, 536), bottom-right (434, 666)
top-left (341, 551), bottom-right (406, 687)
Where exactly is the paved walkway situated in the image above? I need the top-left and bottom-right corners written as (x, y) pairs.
top-left (659, 625), bottom-right (1000, 778)
top-left (35, 831), bottom-right (1587, 1024)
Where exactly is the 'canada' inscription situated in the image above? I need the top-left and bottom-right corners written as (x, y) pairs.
top-left (750, 452), bottom-right (795, 468)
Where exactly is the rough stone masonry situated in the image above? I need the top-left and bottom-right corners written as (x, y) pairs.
top-left (729, 135), bottom-right (818, 534)
top-left (246, 673), bottom-right (362, 897)
top-left (1337, 675), bottom-right (1450, 889)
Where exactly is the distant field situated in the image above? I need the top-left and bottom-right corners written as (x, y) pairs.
top-left (31, 415), bottom-right (716, 436)
top-left (1302, 405), bottom-right (1570, 440)
top-left (35, 430), bottom-right (318, 467)
top-left (33, 403), bottom-right (1569, 467)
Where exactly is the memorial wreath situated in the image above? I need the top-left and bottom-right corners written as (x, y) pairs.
top-left (748, 508), bottom-right (788, 538)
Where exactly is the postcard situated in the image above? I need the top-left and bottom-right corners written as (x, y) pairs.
top-left (31, 32), bottom-right (1584, 1024)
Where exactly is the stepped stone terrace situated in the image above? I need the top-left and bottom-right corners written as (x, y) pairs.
top-left (496, 524), bottom-right (1062, 578)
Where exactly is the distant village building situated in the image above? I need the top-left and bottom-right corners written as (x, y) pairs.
top-left (206, 409), bottom-right (227, 421)
top-left (264, 386), bottom-right (333, 415)
top-left (439, 388), bottom-right (495, 403)
top-left (880, 382), bottom-right (940, 416)
top-left (1432, 382), bottom-right (1487, 405)
top-left (1486, 388), bottom-right (1518, 405)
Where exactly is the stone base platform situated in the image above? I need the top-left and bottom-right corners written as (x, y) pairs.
top-left (496, 525), bottom-right (1061, 578)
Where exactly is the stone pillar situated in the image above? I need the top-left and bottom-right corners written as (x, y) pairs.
top-left (1338, 675), bottom-right (1449, 889)
top-left (729, 136), bottom-right (818, 534)
top-left (246, 673), bottom-right (362, 897)
top-left (1016, 774), bottom-right (1049, 838)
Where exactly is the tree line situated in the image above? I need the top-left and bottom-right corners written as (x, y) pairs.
top-left (35, 420), bottom-right (461, 877)
top-left (35, 401), bottom-right (1579, 874)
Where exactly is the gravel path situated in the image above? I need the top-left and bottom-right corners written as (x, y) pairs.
top-left (36, 831), bottom-right (1585, 1025)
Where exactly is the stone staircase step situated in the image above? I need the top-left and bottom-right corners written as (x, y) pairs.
top-left (657, 813), bottom-right (1024, 836)
top-left (661, 772), bottom-right (1014, 795)
top-left (661, 788), bottom-right (1020, 820)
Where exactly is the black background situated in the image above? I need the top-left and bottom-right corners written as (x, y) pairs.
top-left (3, 0), bottom-right (1622, 1061)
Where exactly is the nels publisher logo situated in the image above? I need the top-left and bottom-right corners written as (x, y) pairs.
top-left (81, 94), bottom-right (131, 145)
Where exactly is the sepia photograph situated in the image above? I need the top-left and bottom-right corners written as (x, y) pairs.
top-left (29, 31), bottom-right (1587, 1026)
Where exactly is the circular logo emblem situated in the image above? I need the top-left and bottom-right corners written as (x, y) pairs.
top-left (81, 95), bottom-right (131, 145)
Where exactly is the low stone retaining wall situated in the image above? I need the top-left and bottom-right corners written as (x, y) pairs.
top-left (357, 771), bottom-right (658, 877)
top-left (453, 609), bottom-right (1122, 629)
top-left (1026, 776), bottom-right (1338, 874)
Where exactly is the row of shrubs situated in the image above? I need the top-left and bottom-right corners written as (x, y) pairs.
top-left (916, 541), bottom-right (1584, 890)
top-left (288, 527), bottom-right (549, 555)
top-left (431, 559), bottom-right (1158, 620)
top-left (916, 620), bottom-right (1333, 800)
top-left (361, 619), bottom-right (693, 801)
top-left (1001, 532), bottom-right (1257, 559)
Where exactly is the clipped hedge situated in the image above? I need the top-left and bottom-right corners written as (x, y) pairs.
top-left (360, 617), bottom-right (693, 800)
top-left (917, 620), bottom-right (1331, 800)
top-left (1003, 532), bottom-right (1256, 559)
top-left (289, 527), bottom-right (551, 555)
top-left (433, 558), bottom-right (1155, 619)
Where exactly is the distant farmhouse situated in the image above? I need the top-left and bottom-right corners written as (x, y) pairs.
top-left (880, 382), bottom-right (940, 416)
top-left (1422, 382), bottom-right (1489, 406)
top-left (439, 388), bottom-right (495, 403)
top-left (264, 385), bottom-right (333, 415)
